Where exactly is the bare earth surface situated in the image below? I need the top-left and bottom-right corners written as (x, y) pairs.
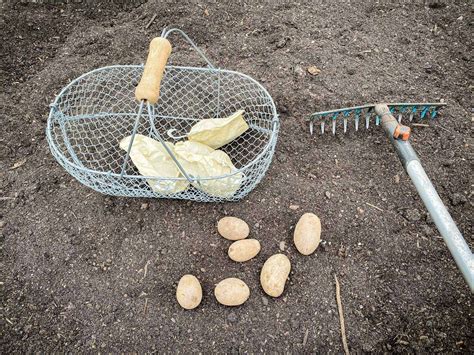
top-left (1, 0), bottom-right (472, 352)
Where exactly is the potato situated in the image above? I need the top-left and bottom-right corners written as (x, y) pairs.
top-left (217, 216), bottom-right (249, 240)
top-left (293, 213), bottom-right (321, 255)
top-left (228, 239), bottom-right (261, 262)
top-left (214, 278), bottom-right (250, 306)
top-left (260, 254), bottom-right (291, 297)
top-left (176, 274), bottom-right (202, 310)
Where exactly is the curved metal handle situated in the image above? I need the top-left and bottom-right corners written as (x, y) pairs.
top-left (161, 27), bottom-right (216, 69)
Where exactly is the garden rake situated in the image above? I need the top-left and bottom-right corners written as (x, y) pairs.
top-left (308, 103), bottom-right (474, 291)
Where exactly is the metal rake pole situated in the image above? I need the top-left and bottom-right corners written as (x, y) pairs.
top-left (374, 104), bottom-right (474, 291)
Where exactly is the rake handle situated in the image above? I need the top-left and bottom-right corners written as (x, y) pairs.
top-left (135, 37), bottom-right (172, 104)
top-left (375, 104), bottom-right (474, 292)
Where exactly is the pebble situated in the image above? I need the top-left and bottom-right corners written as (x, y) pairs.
top-left (279, 241), bottom-right (286, 251)
top-left (227, 312), bottom-right (238, 323)
top-left (140, 203), bottom-right (149, 210)
top-left (325, 191), bottom-right (331, 199)
top-left (289, 204), bottom-right (299, 210)
top-left (261, 297), bottom-right (269, 306)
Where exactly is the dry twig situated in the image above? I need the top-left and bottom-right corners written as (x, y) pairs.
top-left (365, 202), bottom-right (384, 212)
top-left (335, 275), bottom-right (350, 355)
top-left (145, 14), bottom-right (157, 29)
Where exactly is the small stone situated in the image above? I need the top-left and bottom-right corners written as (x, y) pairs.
top-left (307, 66), bottom-right (321, 76)
top-left (325, 191), bottom-right (331, 199)
top-left (394, 174), bottom-right (400, 184)
top-left (450, 193), bottom-right (466, 206)
top-left (140, 203), bottom-right (149, 210)
top-left (227, 312), bottom-right (238, 323)
top-left (289, 204), bottom-right (299, 210)
top-left (200, 268), bottom-right (206, 273)
top-left (357, 207), bottom-right (364, 214)
top-left (261, 297), bottom-right (269, 306)
top-left (279, 241), bottom-right (286, 251)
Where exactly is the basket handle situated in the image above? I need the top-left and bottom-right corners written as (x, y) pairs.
top-left (135, 37), bottom-right (172, 104)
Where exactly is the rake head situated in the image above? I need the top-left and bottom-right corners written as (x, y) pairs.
top-left (308, 102), bottom-right (447, 135)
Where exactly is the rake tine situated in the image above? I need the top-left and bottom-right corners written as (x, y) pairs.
top-left (355, 111), bottom-right (360, 131)
top-left (332, 113), bottom-right (338, 135)
top-left (397, 105), bottom-right (406, 123)
top-left (409, 106), bottom-right (417, 121)
top-left (420, 105), bottom-right (429, 120)
top-left (321, 121), bottom-right (325, 134)
top-left (366, 109), bottom-right (372, 129)
top-left (309, 119), bottom-right (314, 135)
top-left (343, 110), bottom-right (350, 134)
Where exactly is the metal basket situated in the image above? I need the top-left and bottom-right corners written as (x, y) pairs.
top-left (46, 28), bottom-right (279, 202)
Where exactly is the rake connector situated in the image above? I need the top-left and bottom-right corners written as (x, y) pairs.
top-left (309, 102), bottom-right (474, 291)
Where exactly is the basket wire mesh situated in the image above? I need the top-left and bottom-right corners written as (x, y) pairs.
top-left (46, 28), bottom-right (279, 202)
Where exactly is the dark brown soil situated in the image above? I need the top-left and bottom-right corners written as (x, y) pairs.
top-left (1, 0), bottom-right (472, 352)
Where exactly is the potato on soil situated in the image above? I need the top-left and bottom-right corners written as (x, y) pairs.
top-left (217, 216), bottom-right (249, 240)
top-left (176, 274), bottom-right (202, 310)
top-left (228, 239), bottom-right (261, 262)
top-left (214, 278), bottom-right (250, 306)
top-left (260, 254), bottom-right (291, 298)
top-left (293, 212), bottom-right (321, 255)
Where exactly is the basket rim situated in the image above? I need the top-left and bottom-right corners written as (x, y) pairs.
top-left (46, 64), bottom-right (279, 181)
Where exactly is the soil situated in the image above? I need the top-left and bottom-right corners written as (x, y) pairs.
top-left (1, 0), bottom-right (472, 352)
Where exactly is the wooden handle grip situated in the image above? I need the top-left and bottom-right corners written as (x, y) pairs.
top-left (135, 37), bottom-right (172, 104)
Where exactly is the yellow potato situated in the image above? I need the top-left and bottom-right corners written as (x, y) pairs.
top-left (217, 216), bottom-right (249, 240)
top-left (176, 274), bottom-right (202, 310)
top-left (228, 239), bottom-right (261, 262)
top-left (294, 213), bottom-right (321, 255)
top-left (214, 278), bottom-right (250, 306)
top-left (260, 254), bottom-right (291, 297)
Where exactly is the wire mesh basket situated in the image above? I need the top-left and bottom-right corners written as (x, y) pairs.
top-left (46, 28), bottom-right (279, 202)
